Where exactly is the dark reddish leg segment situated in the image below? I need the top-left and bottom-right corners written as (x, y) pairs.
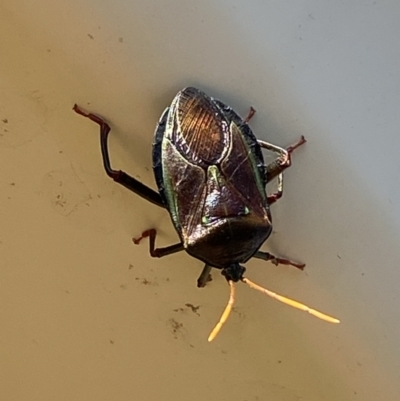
top-left (286, 135), bottom-right (307, 154)
top-left (267, 193), bottom-right (282, 204)
top-left (243, 107), bottom-right (256, 123)
top-left (264, 135), bottom-right (307, 182)
top-left (73, 104), bottom-right (165, 208)
top-left (133, 229), bottom-right (184, 258)
top-left (254, 251), bottom-right (305, 270)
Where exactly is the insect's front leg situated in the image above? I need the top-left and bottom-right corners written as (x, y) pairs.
top-left (197, 264), bottom-right (213, 288)
top-left (253, 251), bottom-right (305, 270)
top-left (73, 105), bottom-right (165, 208)
top-left (133, 229), bottom-right (184, 257)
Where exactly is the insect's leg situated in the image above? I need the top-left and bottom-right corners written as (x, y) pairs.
top-left (133, 229), bottom-right (184, 257)
top-left (73, 105), bottom-right (164, 208)
top-left (259, 136), bottom-right (306, 184)
top-left (243, 107), bottom-right (256, 123)
top-left (267, 173), bottom-right (283, 204)
top-left (253, 251), bottom-right (305, 270)
top-left (197, 264), bottom-right (213, 288)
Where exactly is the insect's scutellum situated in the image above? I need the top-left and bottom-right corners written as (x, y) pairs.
top-left (73, 87), bottom-right (340, 342)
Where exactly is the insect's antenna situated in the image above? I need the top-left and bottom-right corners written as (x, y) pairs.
top-left (242, 278), bottom-right (340, 324)
top-left (208, 280), bottom-right (236, 342)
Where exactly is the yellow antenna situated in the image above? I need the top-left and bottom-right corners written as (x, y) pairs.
top-left (208, 280), bottom-right (236, 342)
top-left (242, 278), bottom-right (340, 324)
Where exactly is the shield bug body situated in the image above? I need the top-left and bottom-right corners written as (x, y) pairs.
top-left (74, 87), bottom-right (339, 341)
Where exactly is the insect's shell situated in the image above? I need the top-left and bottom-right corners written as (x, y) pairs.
top-left (153, 87), bottom-right (272, 269)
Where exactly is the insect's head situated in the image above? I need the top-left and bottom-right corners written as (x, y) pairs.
top-left (221, 263), bottom-right (246, 283)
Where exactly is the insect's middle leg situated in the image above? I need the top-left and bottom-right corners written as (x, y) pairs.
top-left (260, 135), bottom-right (306, 182)
top-left (267, 174), bottom-right (284, 204)
top-left (133, 229), bottom-right (184, 257)
top-left (259, 136), bottom-right (306, 203)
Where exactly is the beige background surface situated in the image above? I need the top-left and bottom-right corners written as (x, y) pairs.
top-left (2, 1), bottom-right (400, 400)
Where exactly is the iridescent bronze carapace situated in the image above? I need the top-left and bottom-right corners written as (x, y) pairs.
top-left (153, 87), bottom-right (271, 268)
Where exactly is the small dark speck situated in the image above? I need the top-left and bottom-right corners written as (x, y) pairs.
top-left (337, 253), bottom-right (342, 259)
top-left (65, 290), bottom-right (70, 294)
top-left (189, 344), bottom-right (194, 348)
top-left (142, 278), bottom-right (151, 285)
top-left (47, 49), bottom-right (51, 53)
top-left (10, 182), bottom-right (15, 186)
top-left (361, 273), bottom-right (365, 276)
top-left (185, 303), bottom-right (201, 316)
top-left (120, 284), bottom-right (128, 290)
top-left (129, 264), bottom-right (134, 270)
top-left (59, 150), bottom-right (63, 154)
top-left (119, 37), bottom-right (123, 43)
top-left (169, 318), bottom-right (183, 338)
top-left (110, 339), bottom-right (114, 344)
top-left (2, 118), bottom-right (8, 123)
top-left (144, 167), bottom-right (149, 172)
top-left (308, 13), bottom-right (315, 19)
top-left (278, 360), bottom-right (282, 364)
top-left (88, 34), bottom-right (94, 40)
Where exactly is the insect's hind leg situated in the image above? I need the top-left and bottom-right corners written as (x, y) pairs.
top-left (243, 107), bottom-right (256, 123)
top-left (73, 105), bottom-right (165, 208)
